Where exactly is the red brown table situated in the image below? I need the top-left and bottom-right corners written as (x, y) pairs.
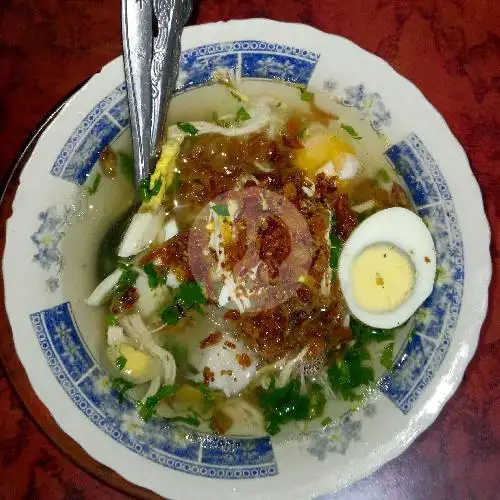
top-left (1, 1), bottom-right (499, 498)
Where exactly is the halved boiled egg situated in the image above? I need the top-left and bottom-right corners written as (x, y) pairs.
top-left (338, 207), bottom-right (436, 329)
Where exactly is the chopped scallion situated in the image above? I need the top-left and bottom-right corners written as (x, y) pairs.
top-left (111, 377), bottom-right (135, 403)
top-left (299, 87), bottom-right (314, 102)
top-left (138, 384), bottom-right (178, 421)
top-left (380, 343), bottom-right (394, 370)
top-left (340, 123), bottom-right (362, 140)
top-left (87, 173), bottom-right (102, 196)
top-left (235, 106), bottom-right (251, 122)
top-left (117, 152), bottom-right (135, 184)
top-left (106, 314), bottom-right (119, 326)
top-left (177, 122), bottom-right (199, 135)
top-left (143, 262), bottom-right (159, 289)
top-left (211, 203), bottom-right (230, 217)
top-left (115, 355), bottom-right (127, 371)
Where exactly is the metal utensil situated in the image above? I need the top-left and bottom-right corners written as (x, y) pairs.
top-left (122, 0), bottom-right (192, 189)
top-left (96, 0), bottom-right (191, 279)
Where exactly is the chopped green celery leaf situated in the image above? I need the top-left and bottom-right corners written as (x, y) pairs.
top-left (156, 385), bottom-right (179, 399)
top-left (321, 416), bottom-right (333, 427)
top-left (340, 123), bottom-right (362, 140)
top-left (197, 382), bottom-right (212, 397)
top-left (143, 262), bottom-right (159, 289)
top-left (138, 384), bottom-right (178, 421)
top-left (380, 342), bottom-right (394, 370)
top-left (139, 178), bottom-right (151, 201)
top-left (161, 281), bottom-right (208, 327)
top-left (308, 383), bottom-right (327, 419)
top-left (161, 304), bottom-right (181, 326)
top-left (137, 399), bottom-right (156, 422)
top-left (164, 414), bottom-right (200, 427)
top-left (117, 152), bottom-right (135, 184)
top-left (330, 213), bottom-right (338, 233)
top-left (350, 316), bottom-right (394, 343)
top-left (177, 122), bottom-right (198, 135)
top-left (327, 341), bottom-right (375, 401)
top-left (139, 176), bottom-right (162, 201)
top-left (299, 87), bottom-right (314, 102)
top-left (111, 377), bottom-right (135, 403)
top-left (117, 260), bottom-right (134, 269)
top-left (257, 377), bottom-right (310, 435)
top-left (160, 282), bottom-right (207, 326)
top-left (166, 171), bottom-right (181, 195)
top-left (175, 281), bottom-right (207, 310)
top-left (113, 266), bottom-right (139, 296)
top-left (329, 214), bottom-right (342, 274)
top-left (376, 167), bottom-right (391, 184)
top-left (150, 178), bottom-right (162, 196)
top-left (235, 106), bottom-right (251, 122)
top-left (211, 203), bottom-right (230, 217)
top-left (345, 339), bottom-right (371, 361)
top-left (87, 173), bottom-right (102, 196)
top-left (106, 314), bottom-right (119, 326)
top-left (329, 232), bottom-right (342, 271)
top-left (297, 126), bottom-right (308, 139)
top-left (196, 382), bottom-right (216, 409)
top-left (115, 355), bottom-right (127, 371)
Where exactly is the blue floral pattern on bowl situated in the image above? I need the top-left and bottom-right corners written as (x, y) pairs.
top-left (29, 40), bottom-right (464, 475)
top-left (31, 206), bottom-right (66, 292)
top-left (342, 84), bottom-right (392, 131)
top-left (30, 302), bottom-right (278, 479)
top-left (379, 133), bottom-right (464, 414)
top-left (306, 405), bottom-right (376, 461)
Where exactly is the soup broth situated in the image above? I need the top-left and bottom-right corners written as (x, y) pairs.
top-left (65, 79), bottom-right (416, 439)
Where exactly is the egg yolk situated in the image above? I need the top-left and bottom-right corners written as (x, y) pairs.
top-left (119, 344), bottom-right (156, 378)
top-left (351, 244), bottom-right (415, 313)
top-left (294, 133), bottom-right (355, 178)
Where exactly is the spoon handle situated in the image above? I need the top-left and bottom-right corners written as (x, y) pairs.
top-left (122, 0), bottom-right (191, 190)
top-left (150, 0), bottom-right (192, 160)
top-left (122, 0), bottom-right (154, 188)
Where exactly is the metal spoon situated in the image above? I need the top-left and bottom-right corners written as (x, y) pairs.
top-left (123, 0), bottom-right (192, 187)
top-left (97, 0), bottom-right (192, 278)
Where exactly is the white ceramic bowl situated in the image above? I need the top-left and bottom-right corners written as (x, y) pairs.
top-left (3, 19), bottom-right (491, 500)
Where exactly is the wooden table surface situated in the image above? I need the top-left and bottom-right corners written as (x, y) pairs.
top-left (1, 1), bottom-right (499, 499)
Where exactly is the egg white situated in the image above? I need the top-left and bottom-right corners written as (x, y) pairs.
top-left (338, 207), bottom-right (436, 329)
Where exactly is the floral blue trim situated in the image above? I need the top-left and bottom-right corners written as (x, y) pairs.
top-left (51, 84), bottom-right (127, 185)
top-left (50, 42), bottom-right (319, 186)
top-left (30, 302), bottom-right (278, 478)
top-left (31, 206), bottom-right (67, 292)
top-left (179, 40), bottom-right (319, 89)
top-left (379, 133), bottom-right (464, 413)
top-left (306, 404), bottom-right (375, 461)
top-left (331, 83), bottom-right (392, 131)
